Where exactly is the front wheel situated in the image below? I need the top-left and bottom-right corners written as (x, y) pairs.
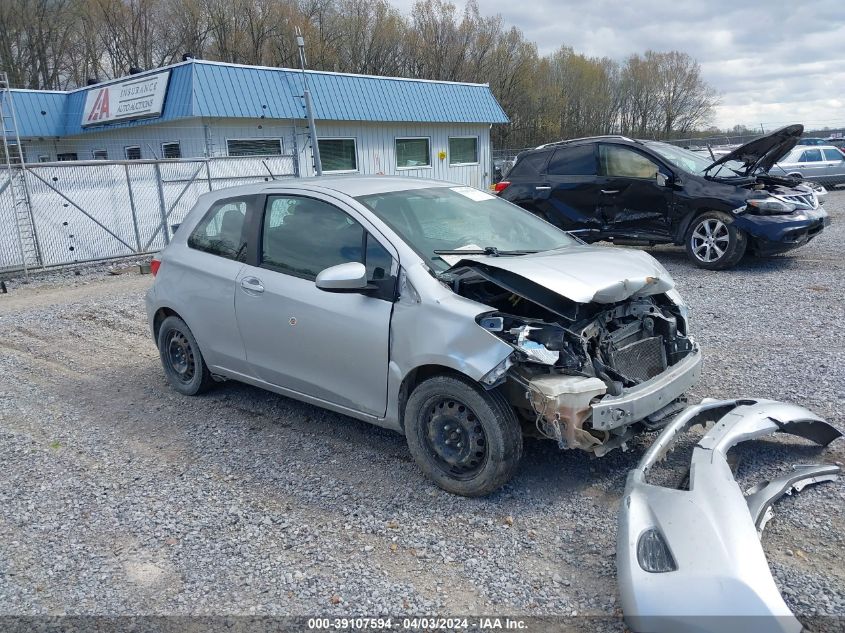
top-left (685, 211), bottom-right (747, 270)
top-left (404, 374), bottom-right (523, 497)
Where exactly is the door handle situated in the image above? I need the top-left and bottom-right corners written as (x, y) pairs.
top-left (601, 189), bottom-right (620, 194)
top-left (240, 276), bottom-right (264, 293)
top-left (535, 186), bottom-right (552, 191)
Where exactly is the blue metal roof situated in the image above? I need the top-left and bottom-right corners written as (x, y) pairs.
top-left (1, 90), bottom-right (67, 138)
top-left (8, 60), bottom-right (508, 138)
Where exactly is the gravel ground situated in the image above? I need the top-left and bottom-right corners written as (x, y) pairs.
top-left (1, 192), bottom-right (843, 628)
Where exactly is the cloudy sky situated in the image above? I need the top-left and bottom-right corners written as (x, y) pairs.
top-left (392, 0), bottom-right (845, 131)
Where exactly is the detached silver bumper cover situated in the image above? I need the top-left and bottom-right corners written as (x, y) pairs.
top-left (617, 399), bottom-right (842, 633)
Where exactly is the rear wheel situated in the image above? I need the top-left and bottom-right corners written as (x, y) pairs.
top-left (157, 315), bottom-right (214, 395)
top-left (404, 374), bottom-right (523, 497)
top-left (685, 211), bottom-right (747, 270)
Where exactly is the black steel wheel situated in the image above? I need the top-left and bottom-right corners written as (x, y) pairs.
top-left (423, 397), bottom-right (489, 480)
top-left (405, 374), bottom-right (522, 497)
top-left (157, 315), bottom-right (214, 396)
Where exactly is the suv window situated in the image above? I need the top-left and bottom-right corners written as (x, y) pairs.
top-left (823, 149), bottom-right (843, 161)
top-left (507, 151), bottom-right (550, 177)
top-left (261, 196), bottom-right (394, 286)
top-left (600, 145), bottom-right (660, 178)
top-left (799, 149), bottom-right (823, 162)
top-left (547, 145), bottom-right (597, 176)
top-left (187, 198), bottom-right (250, 261)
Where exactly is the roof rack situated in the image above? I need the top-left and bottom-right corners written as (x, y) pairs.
top-left (534, 135), bottom-right (636, 150)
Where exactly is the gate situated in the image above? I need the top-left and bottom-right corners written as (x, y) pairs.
top-left (0, 154), bottom-right (296, 273)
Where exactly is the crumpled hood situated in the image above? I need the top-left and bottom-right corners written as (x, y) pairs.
top-left (447, 245), bottom-right (675, 304)
top-left (706, 124), bottom-right (803, 176)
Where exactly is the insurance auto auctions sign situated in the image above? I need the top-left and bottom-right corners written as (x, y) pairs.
top-left (82, 70), bottom-right (170, 126)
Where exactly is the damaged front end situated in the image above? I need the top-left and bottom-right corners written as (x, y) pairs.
top-left (617, 398), bottom-right (842, 633)
top-left (442, 252), bottom-right (702, 455)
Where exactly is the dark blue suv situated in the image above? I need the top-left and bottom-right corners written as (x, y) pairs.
top-left (496, 125), bottom-right (830, 269)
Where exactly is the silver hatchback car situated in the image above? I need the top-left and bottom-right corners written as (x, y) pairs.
top-left (146, 177), bottom-right (701, 496)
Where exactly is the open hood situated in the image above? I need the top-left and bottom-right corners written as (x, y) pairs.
top-left (705, 124), bottom-right (804, 177)
top-left (446, 245), bottom-right (674, 304)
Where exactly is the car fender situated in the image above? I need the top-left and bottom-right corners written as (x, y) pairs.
top-left (381, 262), bottom-right (513, 430)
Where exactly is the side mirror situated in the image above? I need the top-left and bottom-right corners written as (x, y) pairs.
top-left (315, 262), bottom-right (368, 292)
top-left (655, 172), bottom-right (670, 187)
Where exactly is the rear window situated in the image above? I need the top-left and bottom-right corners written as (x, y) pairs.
top-left (507, 151), bottom-right (550, 177)
top-left (547, 144), bottom-right (597, 176)
top-left (823, 149), bottom-right (843, 161)
top-left (188, 197), bottom-right (252, 261)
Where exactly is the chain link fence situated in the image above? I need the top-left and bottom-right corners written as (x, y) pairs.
top-left (0, 154), bottom-right (297, 273)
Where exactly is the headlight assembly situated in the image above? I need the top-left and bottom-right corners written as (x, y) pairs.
top-left (745, 196), bottom-right (796, 215)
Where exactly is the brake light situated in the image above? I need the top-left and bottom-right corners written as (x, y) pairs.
top-left (150, 258), bottom-right (161, 277)
top-left (493, 181), bottom-right (511, 194)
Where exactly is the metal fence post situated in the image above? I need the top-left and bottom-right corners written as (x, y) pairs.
top-left (124, 164), bottom-right (142, 252)
top-left (154, 163), bottom-right (171, 245)
top-left (206, 160), bottom-right (213, 191)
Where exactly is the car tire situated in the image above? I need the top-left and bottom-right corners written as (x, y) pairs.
top-left (157, 315), bottom-right (214, 396)
top-left (685, 211), bottom-right (747, 270)
top-left (404, 374), bottom-right (523, 497)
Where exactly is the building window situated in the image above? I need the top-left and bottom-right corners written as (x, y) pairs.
top-left (318, 138), bottom-right (357, 172)
top-left (38, 155), bottom-right (50, 163)
top-left (124, 146), bottom-right (141, 160)
top-left (396, 137), bottom-right (431, 168)
top-left (161, 142), bottom-right (182, 159)
top-left (0, 144), bottom-right (25, 164)
top-left (92, 149), bottom-right (108, 160)
top-left (57, 152), bottom-right (78, 162)
top-left (448, 137), bottom-right (479, 165)
top-left (227, 139), bottom-right (282, 157)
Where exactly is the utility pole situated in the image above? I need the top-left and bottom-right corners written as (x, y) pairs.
top-left (296, 28), bottom-right (322, 176)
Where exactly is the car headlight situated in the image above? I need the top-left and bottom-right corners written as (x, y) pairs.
top-left (637, 528), bottom-right (677, 573)
top-left (745, 196), bottom-right (796, 215)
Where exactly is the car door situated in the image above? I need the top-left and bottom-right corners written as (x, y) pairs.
top-left (234, 192), bottom-right (397, 417)
top-left (822, 149), bottom-right (845, 179)
top-left (793, 148), bottom-right (827, 179)
top-left (540, 144), bottom-right (605, 234)
top-left (597, 144), bottom-right (674, 238)
top-left (174, 195), bottom-right (259, 375)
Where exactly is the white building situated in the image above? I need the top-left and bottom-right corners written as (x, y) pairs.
top-left (3, 59), bottom-right (509, 188)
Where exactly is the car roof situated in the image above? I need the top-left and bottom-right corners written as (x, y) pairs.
top-left (194, 175), bottom-right (463, 201)
top-left (791, 145), bottom-right (842, 152)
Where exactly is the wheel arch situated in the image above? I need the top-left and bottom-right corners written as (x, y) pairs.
top-left (153, 307), bottom-right (183, 341)
top-left (397, 364), bottom-right (485, 431)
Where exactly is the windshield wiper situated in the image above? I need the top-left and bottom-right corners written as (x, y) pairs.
top-left (433, 246), bottom-right (540, 257)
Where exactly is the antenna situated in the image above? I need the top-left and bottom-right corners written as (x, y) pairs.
top-left (295, 27), bottom-right (322, 176)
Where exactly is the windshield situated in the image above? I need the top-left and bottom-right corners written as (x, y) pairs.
top-left (356, 186), bottom-right (576, 271)
top-left (645, 141), bottom-right (745, 176)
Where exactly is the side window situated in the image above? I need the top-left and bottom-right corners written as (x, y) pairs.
top-left (187, 198), bottom-right (250, 261)
top-left (261, 196), bottom-right (395, 287)
top-left (600, 145), bottom-right (660, 178)
top-left (547, 145), bottom-right (597, 176)
top-left (823, 149), bottom-right (843, 161)
top-left (507, 151), bottom-right (550, 178)
top-left (799, 149), bottom-right (822, 162)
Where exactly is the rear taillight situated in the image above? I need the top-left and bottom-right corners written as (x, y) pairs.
top-left (493, 180), bottom-right (511, 194)
top-left (150, 258), bottom-right (161, 277)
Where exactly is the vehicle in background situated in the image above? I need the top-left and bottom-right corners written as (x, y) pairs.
top-left (496, 125), bottom-right (829, 270)
top-left (796, 137), bottom-right (828, 146)
top-left (146, 177), bottom-right (701, 496)
top-left (824, 137), bottom-right (845, 152)
top-left (767, 145), bottom-right (845, 186)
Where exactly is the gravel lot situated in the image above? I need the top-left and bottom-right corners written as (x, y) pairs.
top-left (1, 192), bottom-right (843, 628)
